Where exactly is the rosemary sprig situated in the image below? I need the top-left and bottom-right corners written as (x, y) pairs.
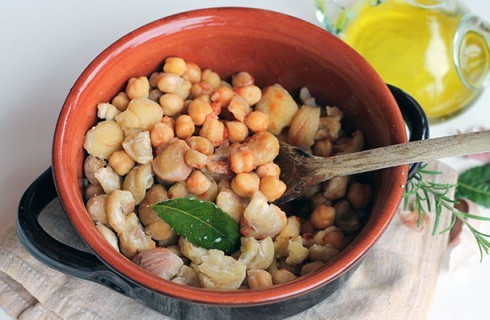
top-left (403, 163), bottom-right (490, 261)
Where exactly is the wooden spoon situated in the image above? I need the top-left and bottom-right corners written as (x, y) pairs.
top-left (274, 130), bottom-right (490, 205)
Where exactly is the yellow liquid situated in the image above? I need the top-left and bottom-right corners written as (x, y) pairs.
top-left (341, 0), bottom-right (484, 121)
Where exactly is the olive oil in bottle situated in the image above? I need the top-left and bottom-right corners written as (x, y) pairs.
top-left (340, 0), bottom-right (488, 121)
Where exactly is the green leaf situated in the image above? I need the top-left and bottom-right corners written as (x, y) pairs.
top-left (456, 164), bottom-right (490, 208)
top-left (151, 198), bottom-right (240, 254)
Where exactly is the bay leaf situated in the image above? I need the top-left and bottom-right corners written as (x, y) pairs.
top-left (152, 198), bottom-right (240, 254)
top-left (456, 163), bottom-right (490, 208)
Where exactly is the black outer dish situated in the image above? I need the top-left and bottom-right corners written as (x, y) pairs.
top-left (17, 86), bottom-right (428, 320)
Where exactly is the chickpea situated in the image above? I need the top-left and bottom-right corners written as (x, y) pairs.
top-left (246, 131), bottom-right (280, 167)
top-left (235, 85), bottom-right (262, 106)
top-left (175, 115), bottom-right (195, 139)
top-left (229, 149), bottom-right (254, 174)
top-left (198, 250), bottom-right (246, 290)
top-left (231, 173), bottom-right (260, 198)
top-left (152, 139), bottom-right (192, 183)
top-left (347, 182), bottom-right (372, 209)
top-left (334, 200), bottom-right (361, 234)
top-left (247, 269), bottom-right (273, 289)
top-left (109, 150), bottom-right (136, 176)
top-left (300, 220), bottom-right (316, 235)
top-left (301, 238), bottom-right (315, 250)
top-left (95, 222), bottom-right (120, 252)
top-left (323, 176), bottom-right (349, 200)
top-left (172, 265), bottom-right (200, 287)
top-left (255, 84), bottom-right (298, 135)
top-left (179, 237), bottom-right (208, 265)
top-left (185, 136), bottom-right (214, 155)
top-left (163, 57), bottom-right (187, 76)
top-left (83, 120), bottom-right (124, 160)
top-left (259, 176), bottom-right (286, 202)
top-left (210, 101), bottom-right (222, 117)
top-left (187, 98), bottom-right (213, 125)
top-left (225, 121), bottom-right (249, 144)
top-left (326, 106), bottom-right (343, 119)
top-left (149, 72), bottom-right (162, 88)
top-left (138, 184), bottom-right (168, 226)
top-left (145, 219), bottom-right (175, 242)
top-left (276, 216), bottom-right (301, 241)
top-left (182, 62), bottom-right (202, 83)
top-left (211, 86), bottom-right (234, 106)
top-left (334, 130), bottom-right (365, 155)
top-left (105, 189), bottom-right (135, 234)
top-left (157, 73), bottom-right (184, 93)
top-left (84, 155), bottom-right (106, 185)
top-left (272, 269), bottom-right (297, 285)
top-left (232, 71), bottom-right (254, 87)
top-left (97, 103), bottom-right (120, 121)
top-left (227, 95), bottom-right (250, 122)
top-left (312, 139), bottom-right (333, 157)
top-left (273, 262), bottom-right (300, 279)
top-left (322, 228), bottom-right (347, 250)
top-left (244, 111), bottom-right (269, 132)
top-left (314, 117), bottom-right (341, 141)
top-left (196, 94), bottom-right (211, 103)
top-left (256, 162), bottom-right (281, 179)
top-left (190, 81), bottom-right (213, 98)
top-left (309, 243), bottom-right (339, 263)
top-left (94, 166), bottom-right (122, 194)
top-left (200, 117), bottom-right (225, 147)
top-left (84, 184), bottom-right (104, 201)
top-left (168, 182), bottom-right (190, 199)
top-left (310, 193), bottom-right (329, 209)
top-left (115, 98), bottom-right (163, 131)
top-left (299, 261), bottom-right (325, 276)
top-left (119, 212), bottom-right (156, 259)
top-left (219, 80), bottom-right (232, 88)
top-left (126, 76), bottom-right (150, 99)
top-left (195, 177), bottom-right (219, 202)
top-left (150, 123), bottom-right (175, 148)
top-left (111, 92), bottom-right (130, 111)
top-left (160, 115), bottom-right (175, 128)
top-left (207, 147), bottom-right (233, 177)
top-left (148, 88), bottom-right (163, 102)
top-left (240, 190), bottom-right (287, 239)
top-left (285, 236), bottom-right (309, 265)
top-left (159, 93), bottom-right (184, 116)
top-left (216, 189), bottom-right (246, 223)
top-left (186, 170), bottom-right (212, 195)
top-left (122, 131), bottom-right (153, 165)
top-left (185, 149), bottom-right (208, 169)
top-left (174, 80), bottom-right (192, 100)
top-left (86, 194), bottom-right (108, 224)
top-left (201, 69), bottom-right (220, 89)
top-left (311, 204), bottom-right (336, 229)
top-left (122, 163), bottom-right (154, 205)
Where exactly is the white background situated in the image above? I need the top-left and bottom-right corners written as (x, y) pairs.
top-left (0, 1), bottom-right (489, 319)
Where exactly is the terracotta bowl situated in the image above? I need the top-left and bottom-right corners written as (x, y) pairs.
top-left (17, 7), bottom-right (428, 319)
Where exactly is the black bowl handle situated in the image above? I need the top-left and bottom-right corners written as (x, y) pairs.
top-left (16, 168), bottom-right (138, 296)
top-left (387, 84), bottom-right (429, 179)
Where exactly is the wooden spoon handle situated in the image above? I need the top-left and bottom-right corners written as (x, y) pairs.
top-left (314, 130), bottom-right (490, 179)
